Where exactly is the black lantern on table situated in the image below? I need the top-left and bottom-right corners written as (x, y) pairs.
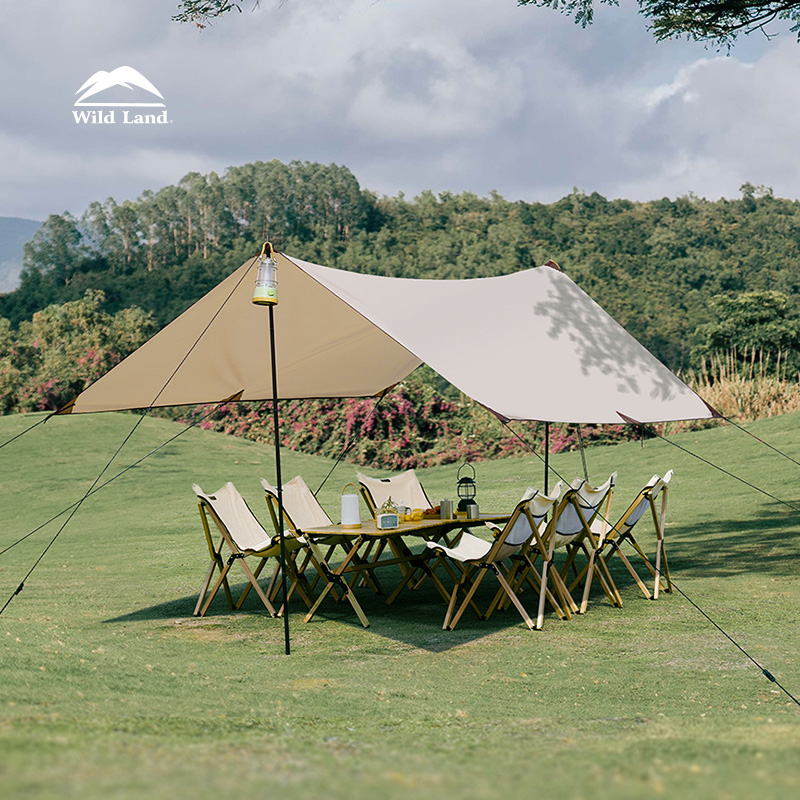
top-left (456, 462), bottom-right (477, 512)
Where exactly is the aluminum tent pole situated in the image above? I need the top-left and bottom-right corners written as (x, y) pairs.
top-left (544, 421), bottom-right (550, 495)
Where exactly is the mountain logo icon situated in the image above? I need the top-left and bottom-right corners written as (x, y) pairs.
top-left (75, 66), bottom-right (165, 107)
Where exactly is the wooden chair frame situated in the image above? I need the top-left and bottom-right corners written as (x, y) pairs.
top-left (358, 469), bottom-right (461, 591)
top-left (428, 489), bottom-right (560, 631)
top-left (572, 471), bottom-right (673, 611)
top-left (193, 490), bottom-right (313, 618)
top-left (262, 479), bottom-right (372, 628)
top-left (504, 474), bottom-right (619, 627)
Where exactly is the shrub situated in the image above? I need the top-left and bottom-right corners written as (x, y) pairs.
top-left (0, 291), bottom-right (156, 413)
top-left (683, 350), bottom-right (800, 421)
top-left (168, 377), bottom-right (638, 470)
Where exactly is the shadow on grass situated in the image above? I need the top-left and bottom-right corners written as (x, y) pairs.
top-left (664, 506), bottom-right (800, 578)
top-left (103, 571), bottom-right (541, 653)
top-left (104, 504), bottom-right (800, 651)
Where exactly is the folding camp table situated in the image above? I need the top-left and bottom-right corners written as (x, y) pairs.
top-left (298, 513), bottom-right (510, 625)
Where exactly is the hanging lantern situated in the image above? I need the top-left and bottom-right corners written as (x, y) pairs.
top-left (456, 462), bottom-right (477, 512)
top-left (252, 242), bottom-right (278, 305)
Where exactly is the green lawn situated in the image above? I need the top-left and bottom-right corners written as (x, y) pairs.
top-left (0, 410), bottom-right (799, 799)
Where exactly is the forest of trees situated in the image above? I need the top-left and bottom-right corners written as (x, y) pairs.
top-left (1, 160), bottom-right (799, 464)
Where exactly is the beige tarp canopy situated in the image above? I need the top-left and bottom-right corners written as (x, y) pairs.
top-left (58, 253), bottom-right (717, 424)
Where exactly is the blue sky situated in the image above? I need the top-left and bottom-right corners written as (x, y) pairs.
top-left (1, 0), bottom-right (798, 220)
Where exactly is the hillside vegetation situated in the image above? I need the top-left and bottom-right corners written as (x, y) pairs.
top-left (2, 163), bottom-right (798, 371)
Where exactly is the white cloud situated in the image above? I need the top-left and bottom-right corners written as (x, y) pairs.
top-left (0, 130), bottom-right (218, 219)
top-left (2, 0), bottom-right (800, 219)
top-left (641, 57), bottom-right (729, 110)
top-left (619, 38), bottom-right (800, 200)
top-left (345, 35), bottom-right (524, 139)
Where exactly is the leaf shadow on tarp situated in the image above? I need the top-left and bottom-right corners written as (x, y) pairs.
top-left (533, 273), bottom-right (685, 404)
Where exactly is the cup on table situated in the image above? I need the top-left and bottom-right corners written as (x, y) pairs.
top-left (466, 503), bottom-right (480, 520)
top-left (440, 499), bottom-right (453, 519)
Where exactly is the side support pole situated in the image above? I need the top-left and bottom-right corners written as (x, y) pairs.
top-left (268, 303), bottom-right (290, 655)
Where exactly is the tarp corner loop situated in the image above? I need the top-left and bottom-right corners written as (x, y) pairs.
top-left (52, 398), bottom-right (76, 417)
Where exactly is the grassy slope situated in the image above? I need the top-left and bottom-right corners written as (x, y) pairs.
top-left (0, 410), bottom-right (799, 799)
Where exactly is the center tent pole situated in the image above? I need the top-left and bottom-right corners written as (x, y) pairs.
top-left (544, 421), bottom-right (550, 495)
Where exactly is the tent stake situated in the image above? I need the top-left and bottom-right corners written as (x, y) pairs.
top-left (269, 303), bottom-right (291, 655)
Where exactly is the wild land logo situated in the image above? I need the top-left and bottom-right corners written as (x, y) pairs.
top-left (72, 66), bottom-right (171, 125)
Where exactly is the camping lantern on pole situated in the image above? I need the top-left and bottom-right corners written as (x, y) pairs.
top-left (456, 462), bottom-right (477, 512)
top-left (252, 241), bottom-right (290, 656)
top-left (252, 242), bottom-right (278, 305)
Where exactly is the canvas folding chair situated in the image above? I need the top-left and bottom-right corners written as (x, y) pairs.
top-left (357, 469), bottom-right (432, 517)
top-left (557, 472), bottom-right (618, 582)
top-left (574, 470), bottom-right (674, 612)
top-left (425, 483), bottom-right (562, 631)
top-left (506, 471), bottom-right (618, 627)
top-left (357, 468), bottom-right (438, 580)
top-left (192, 482), bottom-right (310, 618)
top-left (261, 476), bottom-right (371, 627)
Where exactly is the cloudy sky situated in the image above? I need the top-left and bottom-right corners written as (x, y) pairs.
top-left (1, 0), bottom-right (798, 221)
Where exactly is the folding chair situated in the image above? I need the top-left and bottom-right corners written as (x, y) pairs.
top-left (261, 476), bottom-right (371, 627)
top-left (425, 483), bottom-right (562, 631)
top-left (506, 472), bottom-right (618, 627)
top-left (357, 468), bottom-right (432, 517)
top-left (357, 468), bottom-right (438, 582)
top-left (575, 470), bottom-right (674, 612)
top-left (557, 472), bottom-right (618, 590)
top-left (192, 482), bottom-right (309, 618)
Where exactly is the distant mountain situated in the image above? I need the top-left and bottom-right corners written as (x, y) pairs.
top-left (0, 217), bottom-right (40, 293)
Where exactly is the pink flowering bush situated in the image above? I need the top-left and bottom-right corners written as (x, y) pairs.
top-left (168, 377), bottom-right (643, 469)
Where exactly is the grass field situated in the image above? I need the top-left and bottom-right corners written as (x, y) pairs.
top-left (1, 410), bottom-right (799, 799)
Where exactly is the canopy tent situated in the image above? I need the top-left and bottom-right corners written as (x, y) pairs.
top-left (57, 253), bottom-right (717, 425)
